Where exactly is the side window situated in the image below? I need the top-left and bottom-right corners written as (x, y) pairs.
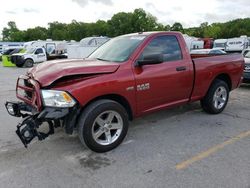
top-left (141, 35), bottom-right (183, 62)
top-left (35, 48), bottom-right (43, 54)
top-left (89, 39), bottom-right (97, 46)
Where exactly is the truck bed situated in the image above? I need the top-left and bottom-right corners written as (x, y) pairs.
top-left (190, 54), bottom-right (244, 101)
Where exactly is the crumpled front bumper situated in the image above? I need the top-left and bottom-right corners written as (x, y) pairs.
top-left (5, 101), bottom-right (80, 147)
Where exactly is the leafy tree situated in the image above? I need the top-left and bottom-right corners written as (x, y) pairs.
top-left (47, 22), bottom-right (68, 40)
top-left (107, 8), bottom-right (164, 37)
top-left (131, 8), bottom-right (159, 32)
top-left (170, 22), bottom-right (184, 33)
top-left (2, 13), bottom-right (250, 41)
top-left (67, 20), bottom-right (87, 41)
top-left (2, 21), bottom-right (19, 41)
top-left (23, 27), bottom-right (48, 41)
top-left (164, 24), bottom-right (171, 31)
top-left (92, 20), bottom-right (109, 36)
top-left (107, 12), bottom-right (133, 36)
top-left (204, 23), bottom-right (222, 38)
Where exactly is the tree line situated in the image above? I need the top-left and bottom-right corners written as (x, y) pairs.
top-left (2, 8), bottom-right (250, 42)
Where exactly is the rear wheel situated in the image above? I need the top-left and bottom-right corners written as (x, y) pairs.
top-left (201, 79), bottom-right (229, 114)
top-left (77, 99), bottom-right (129, 153)
top-left (23, 59), bottom-right (34, 68)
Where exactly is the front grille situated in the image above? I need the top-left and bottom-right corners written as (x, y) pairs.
top-left (16, 75), bottom-right (42, 111)
top-left (11, 56), bottom-right (17, 64)
top-left (11, 56), bottom-right (23, 65)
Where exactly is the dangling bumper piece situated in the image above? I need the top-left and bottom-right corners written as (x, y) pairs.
top-left (16, 116), bottom-right (54, 148)
top-left (5, 101), bottom-right (79, 148)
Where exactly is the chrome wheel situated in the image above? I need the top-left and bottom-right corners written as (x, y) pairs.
top-left (213, 86), bottom-right (227, 110)
top-left (92, 110), bottom-right (123, 146)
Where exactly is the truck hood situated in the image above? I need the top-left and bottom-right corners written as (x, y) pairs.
top-left (27, 59), bottom-right (120, 87)
top-left (12, 53), bottom-right (27, 56)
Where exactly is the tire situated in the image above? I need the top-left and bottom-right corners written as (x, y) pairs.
top-left (23, 59), bottom-right (34, 68)
top-left (77, 99), bottom-right (129, 153)
top-left (201, 79), bottom-right (229, 114)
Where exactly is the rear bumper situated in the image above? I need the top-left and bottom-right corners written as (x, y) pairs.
top-left (5, 101), bottom-right (80, 147)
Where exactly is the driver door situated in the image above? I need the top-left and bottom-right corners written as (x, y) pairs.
top-left (134, 35), bottom-right (194, 114)
top-left (34, 48), bottom-right (46, 62)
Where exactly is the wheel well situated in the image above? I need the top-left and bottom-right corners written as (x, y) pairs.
top-left (83, 94), bottom-right (133, 120)
top-left (214, 74), bottom-right (232, 91)
top-left (25, 58), bottom-right (34, 62)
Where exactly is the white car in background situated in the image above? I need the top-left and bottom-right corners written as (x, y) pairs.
top-left (213, 39), bottom-right (228, 51)
top-left (225, 36), bottom-right (249, 53)
top-left (67, 37), bottom-right (109, 59)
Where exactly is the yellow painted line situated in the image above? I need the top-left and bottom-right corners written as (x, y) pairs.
top-left (176, 130), bottom-right (250, 170)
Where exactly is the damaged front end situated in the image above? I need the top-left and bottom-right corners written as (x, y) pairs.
top-left (5, 75), bottom-right (80, 148)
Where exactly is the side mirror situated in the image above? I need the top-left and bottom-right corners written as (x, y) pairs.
top-left (135, 54), bottom-right (164, 67)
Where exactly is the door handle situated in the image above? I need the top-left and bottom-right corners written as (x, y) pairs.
top-left (176, 66), bottom-right (186, 71)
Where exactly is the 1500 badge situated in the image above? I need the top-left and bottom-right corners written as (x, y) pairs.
top-left (137, 83), bottom-right (150, 91)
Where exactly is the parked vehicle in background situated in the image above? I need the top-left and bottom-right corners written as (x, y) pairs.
top-left (200, 38), bottom-right (214, 49)
top-left (0, 42), bottom-right (23, 63)
top-left (183, 34), bottom-right (204, 51)
top-left (225, 36), bottom-right (249, 53)
top-left (191, 40), bottom-right (204, 50)
top-left (191, 49), bottom-right (226, 54)
top-left (23, 40), bottom-right (67, 60)
top-left (243, 51), bottom-right (250, 82)
top-left (213, 39), bottom-right (228, 51)
top-left (67, 37), bottom-right (109, 59)
top-left (10, 40), bottom-right (68, 67)
top-left (5, 31), bottom-right (244, 152)
top-left (242, 48), bottom-right (250, 56)
top-left (0, 42), bottom-right (24, 54)
top-left (2, 47), bottom-right (24, 67)
top-left (190, 48), bottom-right (226, 58)
top-left (11, 47), bottom-right (47, 67)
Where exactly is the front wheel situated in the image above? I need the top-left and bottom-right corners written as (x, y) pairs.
top-left (16, 63), bottom-right (24, 68)
top-left (77, 99), bottom-right (129, 153)
top-left (23, 59), bottom-right (34, 68)
top-left (201, 79), bottom-right (229, 114)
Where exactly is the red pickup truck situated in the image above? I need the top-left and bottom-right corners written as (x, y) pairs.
top-left (5, 32), bottom-right (244, 152)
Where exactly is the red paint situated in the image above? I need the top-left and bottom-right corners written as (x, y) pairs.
top-left (16, 32), bottom-right (244, 118)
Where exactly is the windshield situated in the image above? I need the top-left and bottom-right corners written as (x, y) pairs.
top-left (26, 48), bottom-right (36, 54)
top-left (88, 35), bottom-right (146, 62)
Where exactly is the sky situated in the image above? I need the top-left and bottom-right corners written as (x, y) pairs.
top-left (1, 0), bottom-right (250, 33)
